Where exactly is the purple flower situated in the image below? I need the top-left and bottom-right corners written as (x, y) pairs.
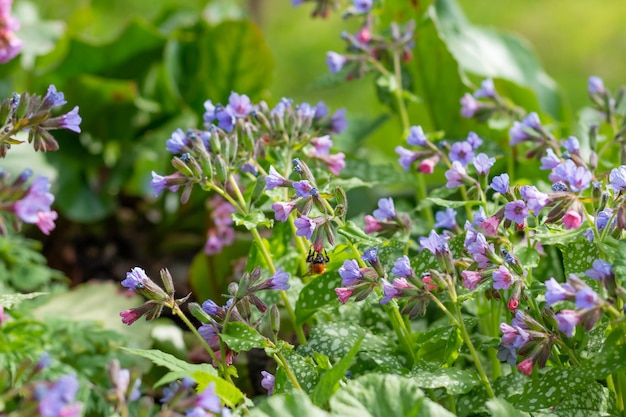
top-left (122, 267), bottom-right (148, 290)
top-left (596, 208), bottom-right (614, 230)
top-left (339, 259), bottom-right (362, 286)
top-left (297, 102), bottom-right (315, 118)
top-left (13, 176), bottom-right (55, 224)
top-left (504, 200), bottom-right (528, 224)
top-left (556, 310), bottom-right (580, 337)
top-left (226, 92), bottom-right (252, 117)
top-left (466, 132), bottom-right (483, 150)
top-left (195, 382), bottom-right (221, 412)
top-left (586, 259), bottom-right (613, 281)
top-left (330, 109), bottom-right (348, 133)
top-left (445, 161), bottom-right (467, 188)
top-left (272, 201), bottom-right (296, 222)
top-left (407, 125), bottom-right (427, 146)
top-left (326, 52), bottom-right (347, 73)
top-left (37, 374), bottom-right (82, 417)
top-left (490, 173), bottom-right (509, 195)
top-left (419, 230), bottom-right (450, 256)
top-left (372, 197), bottom-right (396, 220)
top-left (293, 180), bottom-right (314, 198)
top-left (562, 136), bottom-right (580, 154)
top-left (460, 93), bottom-right (480, 118)
top-left (395, 146), bottom-right (418, 171)
top-left (449, 141), bottom-right (474, 166)
top-left (216, 107), bottom-right (235, 132)
top-left (461, 270), bottom-right (482, 290)
top-left (380, 279), bottom-right (400, 304)
top-left (261, 371), bottom-right (275, 395)
top-left (42, 85), bottom-right (67, 108)
top-left (166, 129), bottom-right (189, 154)
top-left (202, 299), bottom-right (220, 316)
top-left (575, 286), bottom-right (600, 310)
top-left (520, 185), bottom-right (549, 212)
top-left (540, 149), bottom-right (561, 170)
top-left (549, 160), bottom-right (576, 184)
top-left (391, 256), bottom-right (413, 278)
top-left (544, 278), bottom-right (573, 306)
top-left (472, 153), bottom-right (495, 175)
top-left (310, 135), bottom-right (333, 156)
top-left (474, 78), bottom-right (496, 99)
top-left (492, 265), bottom-right (514, 290)
top-left (609, 166), bottom-right (626, 192)
top-left (361, 247), bottom-right (378, 264)
top-left (509, 112), bottom-right (541, 146)
top-left (568, 166), bottom-right (592, 192)
top-left (56, 106), bottom-right (82, 133)
top-left (294, 216), bottom-right (316, 239)
top-left (203, 100), bottom-right (216, 124)
top-left (353, 0), bottom-right (373, 13)
top-left (266, 166), bottom-right (289, 190)
top-left (434, 208), bottom-right (457, 229)
top-left (268, 269), bottom-right (290, 290)
top-left (588, 76), bottom-right (605, 95)
top-left (314, 101), bottom-right (328, 118)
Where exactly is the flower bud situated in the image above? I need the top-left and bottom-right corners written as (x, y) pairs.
top-left (160, 268), bottom-right (175, 296)
top-left (188, 302), bottom-right (212, 324)
top-left (270, 304), bottom-right (280, 335)
top-left (214, 154), bottom-right (228, 183)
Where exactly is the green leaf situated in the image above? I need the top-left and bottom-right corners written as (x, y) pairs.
top-left (515, 246), bottom-right (540, 269)
top-left (220, 322), bottom-right (268, 352)
top-left (410, 366), bottom-right (480, 395)
top-left (311, 336), bottom-right (363, 406)
top-left (274, 349), bottom-right (320, 394)
top-left (248, 391), bottom-right (330, 417)
top-left (485, 398), bottom-right (528, 417)
top-left (329, 373), bottom-right (455, 417)
top-left (295, 272), bottom-right (342, 324)
top-left (193, 369), bottom-right (246, 408)
top-left (121, 347), bottom-right (217, 375)
top-left (432, 0), bottom-right (564, 120)
top-left (232, 210), bottom-right (273, 230)
top-left (337, 221), bottom-right (382, 247)
top-left (167, 20), bottom-right (273, 110)
top-left (558, 237), bottom-right (599, 275)
top-left (0, 292), bottom-right (46, 309)
top-left (427, 197), bottom-right (482, 209)
top-left (416, 323), bottom-right (463, 365)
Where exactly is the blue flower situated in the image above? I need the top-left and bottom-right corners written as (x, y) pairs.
top-left (509, 112), bottom-right (541, 145)
top-left (544, 278), bottom-right (572, 306)
top-left (372, 197), bottom-right (396, 220)
top-left (122, 267), bottom-right (148, 290)
top-left (490, 173), bottom-right (509, 194)
top-left (460, 93), bottom-right (479, 118)
top-left (434, 208), bottom-right (457, 229)
top-left (419, 230), bottom-right (449, 256)
top-left (445, 161), bottom-right (466, 188)
top-left (353, 0), bottom-right (373, 13)
top-left (202, 299), bottom-right (220, 316)
top-left (294, 216), bottom-right (316, 239)
top-left (575, 286), bottom-right (600, 310)
top-left (166, 128), bottom-right (189, 154)
top-left (473, 78), bottom-right (496, 99)
top-left (540, 149), bottom-right (561, 170)
top-left (562, 136), bottom-right (580, 154)
top-left (466, 132), bottom-right (483, 149)
top-left (504, 200), bottom-right (528, 224)
top-left (585, 259), bottom-right (613, 281)
top-left (268, 269), bottom-right (290, 290)
top-left (449, 141), bottom-right (474, 166)
top-left (391, 256), bottom-right (412, 278)
top-left (407, 125), bottom-right (427, 146)
top-left (37, 374), bottom-right (81, 417)
top-left (326, 52), bottom-right (347, 73)
top-left (42, 85), bottom-right (67, 108)
top-left (226, 92), bottom-right (252, 118)
top-left (265, 166), bottom-right (289, 190)
top-left (361, 247), bottom-right (378, 264)
top-left (555, 310), bottom-right (579, 338)
top-left (609, 166), bottom-right (626, 192)
top-left (339, 259), bottom-right (362, 286)
top-left (261, 371), bottom-right (275, 395)
top-left (395, 146), bottom-right (418, 171)
top-left (588, 76), bottom-right (605, 95)
top-left (293, 180), bottom-right (314, 198)
top-left (472, 153), bottom-right (495, 175)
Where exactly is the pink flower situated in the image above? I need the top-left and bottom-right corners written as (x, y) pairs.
top-left (36, 210), bottom-right (58, 235)
top-left (422, 275), bottom-right (437, 291)
top-left (364, 215), bottom-right (382, 234)
top-left (507, 296), bottom-right (519, 311)
top-left (335, 287), bottom-right (353, 304)
top-left (461, 270), bottom-right (482, 290)
top-left (517, 358), bottom-right (534, 376)
top-left (563, 209), bottom-right (582, 229)
top-left (477, 216), bottom-right (500, 237)
top-left (120, 309), bottom-right (140, 326)
top-left (418, 155), bottom-right (439, 174)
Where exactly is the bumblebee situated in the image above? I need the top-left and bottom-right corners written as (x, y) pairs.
top-left (306, 248), bottom-right (329, 275)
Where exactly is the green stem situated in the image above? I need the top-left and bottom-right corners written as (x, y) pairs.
top-left (172, 304), bottom-right (232, 383)
top-left (249, 227), bottom-right (306, 345)
top-left (274, 351), bottom-right (303, 391)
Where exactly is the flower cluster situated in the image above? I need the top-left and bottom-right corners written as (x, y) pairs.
top-left (160, 380), bottom-right (232, 417)
top-left (0, 169), bottom-right (58, 235)
top-left (0, 0), bottom-right (22, 64)
top-left (204, 195), bottom-right (237, 255)
top-left (363, 196), bottom-right (410, 236)
top-left (35, 374), bottom-right (83, 417)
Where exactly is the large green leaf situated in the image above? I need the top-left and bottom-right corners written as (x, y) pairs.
top-left (432, 0), bottom-right (564, 120)
top-left (165, 20), bottom-right (273, 110)
top-left (329, 373), bottom-right (455, 417)
top-left (248, 391), bottom-right (330, 417)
